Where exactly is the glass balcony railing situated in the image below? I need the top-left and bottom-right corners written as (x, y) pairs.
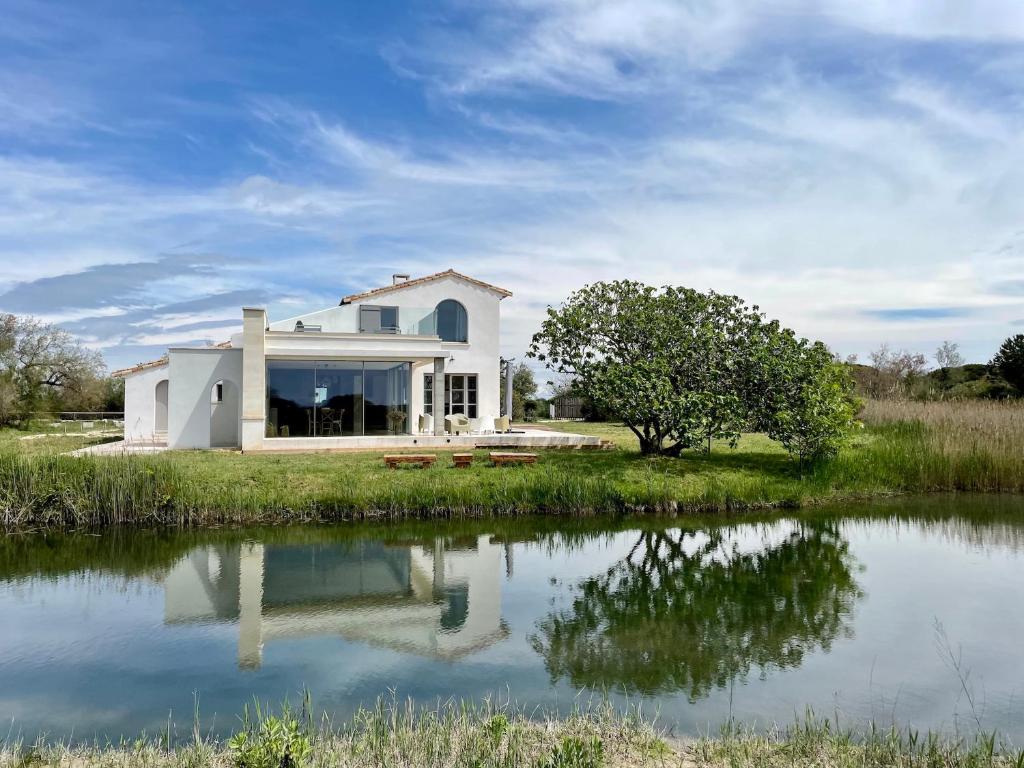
top-left (397, 307), bottom-right (437, 336)
top-left (287, 307), bottom-right (440, 336)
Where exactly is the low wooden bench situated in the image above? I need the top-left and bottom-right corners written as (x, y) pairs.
top-left (490, 452), bottom-right (538, 466)
top-left (452, 453), bottom-right (474, 469)
top-left (384, 454), bottom-right (437, 469)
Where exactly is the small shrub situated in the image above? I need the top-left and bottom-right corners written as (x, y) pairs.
top-left (536, 735), bottom-right (604, 768)
top-left (485, 713), bottom-right (509, 744)
top-left (228, 705), bottom-right (311, 768)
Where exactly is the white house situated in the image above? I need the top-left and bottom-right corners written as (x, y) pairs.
top-left (114, 270), bottom-right (514, 451)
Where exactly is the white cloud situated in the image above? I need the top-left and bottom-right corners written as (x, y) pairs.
top-left (3, 0), bottom-right (1024, 370)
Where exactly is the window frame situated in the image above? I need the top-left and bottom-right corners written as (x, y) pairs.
top-left (359, 304), bottom-right (400, 334)
top-left (435, 299), bottom-right (468, 343)
top-left (424, 373), bottom-right (477, 417)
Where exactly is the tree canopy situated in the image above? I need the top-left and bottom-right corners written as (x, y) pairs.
top-left (528, 281), bottom-right (856, 460)
top-left (991, 334), bottom-right (1024, 394)
top-left (0, 313), bottom-right (109, 426)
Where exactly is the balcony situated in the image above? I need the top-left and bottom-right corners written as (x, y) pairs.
top-left (289, 307), bottom-right (438, 336)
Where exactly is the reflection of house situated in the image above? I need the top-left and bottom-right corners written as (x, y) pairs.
top-left (163, 536), bottom-right (509, 669)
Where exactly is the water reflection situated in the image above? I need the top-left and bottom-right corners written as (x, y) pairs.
top-left (530, 521), bottom-right (862, 699)
top-left (4, 497), bottom-right (1024, 742)
top-left (163, 536), bottom-right (509, 668)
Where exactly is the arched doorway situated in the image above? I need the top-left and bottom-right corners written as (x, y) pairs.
top-left (210, 379), bottom-right (240, 447)
top-left (154, 379), bottom-right (169, 435)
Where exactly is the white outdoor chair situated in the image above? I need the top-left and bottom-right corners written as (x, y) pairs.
top-left (445, 414), bottom-right (471, 434)
top-left (469, 416), bottom-right (488, 434)
top-left (418, 413), bottom-right (433, 434)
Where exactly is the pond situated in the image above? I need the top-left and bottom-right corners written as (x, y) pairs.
top-left (2, 495), bottom-right (1023, 742)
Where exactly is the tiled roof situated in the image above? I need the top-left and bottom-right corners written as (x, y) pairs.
top-left (111, 356), bottom-right (168, 378)
top-left (341, 269), bottom-right (512, 304)
top-left (111, 340), bottom-right (232, 378)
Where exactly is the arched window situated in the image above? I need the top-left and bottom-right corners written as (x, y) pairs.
top-left (435, 299), bottom-right (468, 342)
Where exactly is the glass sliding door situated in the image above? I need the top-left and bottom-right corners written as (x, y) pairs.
top-left (363, 361), bottom-right (411, 435)
top-left (267, 360), bottom-right (410, 437)
top-left (314, 361), bottom-right (362, 436)
top-left (266, 361), bottom-right (317, 437)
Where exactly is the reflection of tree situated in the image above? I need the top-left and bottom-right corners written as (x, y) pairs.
top-left (530, 523), bottom-right (862, 700)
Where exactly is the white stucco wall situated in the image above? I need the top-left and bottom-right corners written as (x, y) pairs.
top-left (267, 275), bottom-right (504, 427)
top-left (167, 347), bottom-right (243, 449)
top-left (122, 364), bottom-right (169, 442)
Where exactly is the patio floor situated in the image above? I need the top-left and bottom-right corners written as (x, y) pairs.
top-left (73, 426), bottom-right (601, 455)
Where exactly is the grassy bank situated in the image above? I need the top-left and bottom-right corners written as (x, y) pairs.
top-left (2, 400), bottom-right (1024, 530)
top-left (3, 699), bottom-right (1020, 768)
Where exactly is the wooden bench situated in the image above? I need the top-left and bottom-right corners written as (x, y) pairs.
top-left (489, 452), bottom-right (538, 466)
top-left (384, 454), bottom-right (437, 469)
top-left (452, 453), bottom-right (474, 469)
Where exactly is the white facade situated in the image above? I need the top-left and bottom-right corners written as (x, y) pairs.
top-left (115, 270), bottom-right (510, 451)
top-left (122, 362), bottom-right (170, 442)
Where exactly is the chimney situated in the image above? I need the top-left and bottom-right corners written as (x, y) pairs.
top-left (393, 273), bottom-right (410, 285)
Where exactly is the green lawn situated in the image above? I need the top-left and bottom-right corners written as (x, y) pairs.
top-left (0, 423), bottom-right (119, 456)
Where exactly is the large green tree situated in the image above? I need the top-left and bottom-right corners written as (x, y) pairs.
top-left (529, 281), bottom-right (854, 459)
top-left (528, 281), bottom-right (763, 455)
top-left (990, 334), bottom-right (1024, 394)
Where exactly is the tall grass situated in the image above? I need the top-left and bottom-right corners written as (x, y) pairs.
top-left (0, 449), bottom-right (679, 530)
top-left (3, 698), bottom-right (1021, 768)
top-left (696, 714), bottom-right (1024, 768)
top-left (3, 400), bottom-right (1024, 531)
top-left (0, 697), bottom-right (669, 768)
top-left (825, 399), bottom-right (1024, 493)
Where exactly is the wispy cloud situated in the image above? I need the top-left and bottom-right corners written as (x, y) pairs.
top-left (1, 0), bottom-right (1024, 369)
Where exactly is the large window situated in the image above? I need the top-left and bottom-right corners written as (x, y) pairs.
top-left (359, 305), bottom-right (399, 334)
top-left (424, 373), bottom-right (477, 418)
top-left (435, 300), bottom-right (467, 342)
top-left (267, 360), bottom-right (410, 437)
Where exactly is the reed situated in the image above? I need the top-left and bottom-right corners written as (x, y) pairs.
top-left (696, 714), bottom-right (1023, 768)
top-left (824, 399), bottom-right (1024, 493)
top-left (2, 399), bottom-right (1023, 531)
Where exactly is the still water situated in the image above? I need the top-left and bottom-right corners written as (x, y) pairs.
top-left (2, 495), bottom-right (1023, 742)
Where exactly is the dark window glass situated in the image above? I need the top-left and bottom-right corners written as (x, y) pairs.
top-left (360, 306), bottom-right (399, 334)
top-left (266, 361), bottom-right (316, 437)
top-left (435, 300), bottom-right (467, 342)
top-left (267, 360), bottom-right (409, 437)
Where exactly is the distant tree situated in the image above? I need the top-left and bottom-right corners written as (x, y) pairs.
top-left (501, 361), bottom-right (538, 420)
top-left (0, 313), bottom-right (105, 426)
top-left (935, 340), bottom-right (964, 371)
top-left (865, 344), bottom-right (928, 399)
top-left (990, 334), bottom-right (1024, 394)
top-left (933, 340), bottom-right (964, 388)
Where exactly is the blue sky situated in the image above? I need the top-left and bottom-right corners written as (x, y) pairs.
top-left (2, 0), bottom-right (1024, 372)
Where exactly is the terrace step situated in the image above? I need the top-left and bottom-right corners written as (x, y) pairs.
top-left (383, 454), bottom-right (437, 469)
top-left (489, 452), bottom-right (538, 466)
